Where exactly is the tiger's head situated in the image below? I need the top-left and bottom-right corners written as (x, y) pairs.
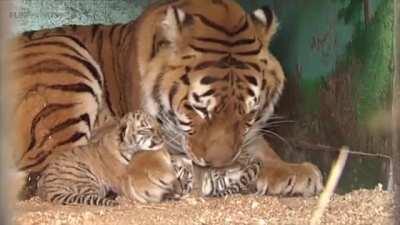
top-left (135, 0), bottom-right (285, 167)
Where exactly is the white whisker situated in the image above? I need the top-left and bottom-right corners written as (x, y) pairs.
top-left (257, 128), bottom-right (292, 149)
top-left (265, 120), bottom-right (295, 126)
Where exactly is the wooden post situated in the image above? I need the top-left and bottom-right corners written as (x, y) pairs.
top-left (363, 0), bottom-right (372, 26)
top-left (393, 0), bottom-right (400, 223)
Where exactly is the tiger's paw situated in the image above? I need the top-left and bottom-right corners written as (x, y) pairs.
top-left (122, 149), bottom-right (182, 203)
top-left (256, 161), bottom-right (323, 197)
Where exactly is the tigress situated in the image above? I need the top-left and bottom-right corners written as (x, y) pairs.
top-left (37, 111), bottom-right (166, 206)
top-left (9, 0), bottom-right (323, 203)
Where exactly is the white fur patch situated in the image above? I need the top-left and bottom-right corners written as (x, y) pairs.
top-left (161, 7), bottom-right (185, 43)
top-left (177, 8), bottom-right (186, 23)
top-left (162, 7), bottom-right (178, 41)
top-left (253, 9), bottom-right (267, 25)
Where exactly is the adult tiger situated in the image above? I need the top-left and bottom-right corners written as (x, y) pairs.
top-left (9, 0), bottom-right (323, 201)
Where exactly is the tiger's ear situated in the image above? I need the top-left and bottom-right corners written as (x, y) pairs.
top-left (161, 6), bottom-right (186, 46)
top-left (251, 6), bottom-right (278, 46)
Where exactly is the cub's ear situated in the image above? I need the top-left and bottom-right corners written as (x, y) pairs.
top-left (121, 112), bottom-right (135, 125)
top-left (119, 113), bottom-right (134, 139)
top-left (161, 6), bottom-right (187, 46)
top-left (251, 6), bottom-right (278, 46)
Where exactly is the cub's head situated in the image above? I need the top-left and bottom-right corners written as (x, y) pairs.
top-left (119, 111), bottom-right (164, 152)
top-left (135, 0), bottom-right (285, 167)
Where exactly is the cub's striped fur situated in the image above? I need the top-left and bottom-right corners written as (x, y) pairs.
top-left (37, 111), bottom-right (163, 206)
top-left (202, 160), bottom-right (262, 197)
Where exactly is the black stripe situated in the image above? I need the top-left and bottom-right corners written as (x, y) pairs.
top-left (201, 89), bottom-right (215, 97)
top-left (22, 30), bottom-right (36, 39)
top-left (195, 37), bottom-right (256, 47)
top-left (168, 82), bottom-right (179, 110)
top-left (180, 74), bottom-right (190, 85)
top-left (70, 195), bottom-right (79, 203)
top-left (34, 118), bottom-right (87, 153)
top-left (235, 43), bottom-right (263, 56)
top-left (46, 83), bottom-right (99, 104)
top-left (27, 34), bottom-right (88, 51)
top-left (78, 195), bottom-right (84, 204)
top-left (76, 162), bottom-right (97, 179)
top-left (201, 76), bottom-right (220, 85)
top-left (34, 112), bottom-right (90, 149)
top-left (91, 24), bottom-right (102, 42)
top-left (19, 151), bottom-right (51, 171)
top-left (189, 44), bottom-right (228, 54)
top-left (244, 75), bottom-right (258, 86)
top-left (60, 53), bottom-right (103, 88)
top-left (109, 25), bottom-right (123, 115)
top-left (260, 59), bottom-right (268, 65)
top-left (192, 105), bottom-right (208, 116)
top-left (63, 193), bottom-right (73, 204)
top-left (245, 62), bottom-right (261, 72)
top-left (96, 30), bottom-right (115, 116)
top-left (117, 24), bottom-right (129, 48)
top-left (193, 14), bottom-right (249, 37)
top-left (172, 7), bottom-right (183, 32)
top-left (57, 35), bottom-right (86, 50)
top-left (268, 69), bottom-right (279, 83)
top-left (17, 58), bottom-right (92, 82)
top-left (181, 55), bottom-right (195, 60)
top-left (50, 193), bottom-right (63, 202)
top-left (69, 25), bottom-right (78, 32)
top-left (121, 24), bottom-right (135, 49)
top-left (75, 162), bottom-right (98, 183)
top-left (109, 24), bottom-right (119, 41)
top-left (152, 73), bottom-right (164, 109)
top-left (26, 103), bottom-right (76, 152)
top-left (261, 79), bottom-right (266, 90)
top-left (54, 27), bottom-right (67, 34)
top-left (119, 152), bottom-right (130, 163)
top-left (194, 60), bottom-right (217, 71)
top-left (51, 161), bottom-right (95, 181)
top-left (261, 6), bottom-right (274, 28)
top-left (54, 132), bottom-right (87, 148)
top-left (150, 34), bottom-right (157, 59)
top-left (50, 114), bottom-right (90, 138)
top-left (22, 41), bottom-right (84, 57)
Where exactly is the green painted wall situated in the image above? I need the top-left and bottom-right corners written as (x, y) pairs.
top-left (11, 0), bottom-right (147, 33)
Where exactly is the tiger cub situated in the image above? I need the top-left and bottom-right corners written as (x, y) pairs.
top-left (37, 111), bottom-right (163, 206)
top-left (167, 157), bottom-right (262, 198)
top-left (201, 160), bottom-right (263, 197)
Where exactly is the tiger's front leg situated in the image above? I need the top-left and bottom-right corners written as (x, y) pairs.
top-left (247, 136), bottom-right (323, 197)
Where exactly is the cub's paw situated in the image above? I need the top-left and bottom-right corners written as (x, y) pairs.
top-left (256, 161), bottom-right (323, 197)
top-left (122, 149), bottom-right (182, 203)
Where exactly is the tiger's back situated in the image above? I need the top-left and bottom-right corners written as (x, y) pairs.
top-left (10, 35), bottom-right (104, 174)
